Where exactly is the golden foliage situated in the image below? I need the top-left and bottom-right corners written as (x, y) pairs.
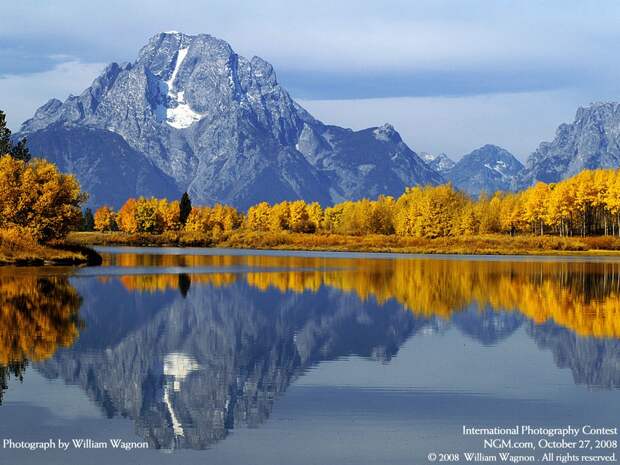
top-left (108, 252), bottom-right (620, 339)
top-left (185, 204), bottom-right (242, 235)
top-left (94, 205), bottom-right (116, 231)
top-left (0, 274), bottom-right (82, 365)
top-left (85, 168), bottom-right (620, 240)
top-left (0, 155), bottom-right (86, 241)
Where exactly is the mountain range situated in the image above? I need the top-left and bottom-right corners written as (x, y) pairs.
top-left (15, 32), bottom-right (620, 208)
top-left (17, 32), bottom-right (441, 209)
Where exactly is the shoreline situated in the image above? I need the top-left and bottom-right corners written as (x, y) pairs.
top-left (66, 231), bottom-right (620, 257)
top-left (0, 242), bottom-right (102, 267)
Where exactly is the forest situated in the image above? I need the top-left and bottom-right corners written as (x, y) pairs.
top-left (90, 169), bottom-right (620, 239)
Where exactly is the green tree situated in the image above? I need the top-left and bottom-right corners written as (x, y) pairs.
top-left (0, 110), bottom-right (30, 161)
top-left (81, 208), bottom-right (95, 231)
top-left (179, 192), bottom-right (192, 226)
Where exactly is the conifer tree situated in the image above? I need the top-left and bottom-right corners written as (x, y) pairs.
top-left (82, 208), bottom-right (95, 231)
top-left (0, 110), bottom-right (30, 161)
top-left (179, 192), bottom-right (192, 226)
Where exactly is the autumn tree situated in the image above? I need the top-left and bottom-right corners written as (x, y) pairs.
top-left (185, 204), bottom-right (242, 235)
top-left (269, 201), bottom-right (291, 232)
top-left (394, 185), bottom-right (467, 238)
top-left (307, 202), bottom-right (324, 232)
top-left (117, 199), bottom-right (139, 233)
top-left (134, 197), bottom-right (164, 234)
top-left (605, 171), bottom-right (620, 235)
top-left (245, 202), bottom-right (271, 231)
top-left (94, 205), bottom-right (117, 232)
top-left (159, 199), bottom-right (181, 231)
top-left (523, 182), bottom-right (550, 235)
top-left (0, 155), bottom-right (85, 241)
top-left (288, 200), bottom-right (312, 232)
top-left (369, 195), bottom-right (395, 235)
top-left (184, 207), bottom-right (210, 233)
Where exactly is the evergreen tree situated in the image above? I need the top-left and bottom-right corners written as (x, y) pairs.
top-left (179, 192), bottom-right (192, 226)
top-left (11, 138), bottom-right (30, 161)
top-left (0, 111), bottom-right (11, 156)
top-left (0, 110), bottom-right (31, 161)
top-left (82, 208), bottom-right (95, 231)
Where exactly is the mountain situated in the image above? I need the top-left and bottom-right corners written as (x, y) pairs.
top-left (18, 32), bottom-right (442, 209)
top-left (420, 152), bottom-right (455, 174)
top-left (445, 144), bottom-right (523, 196)
top-left (520, 102), bottom-right (620, 186)
top-left (23, 123), bottom-right (180, 207)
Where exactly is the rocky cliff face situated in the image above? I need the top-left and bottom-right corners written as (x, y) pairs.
top-left (19, 32), bottom-right (441, 208)
top-left (445, 144), bottom-right (523, 195)
top-left (520, 102), bottom-right (620, 186)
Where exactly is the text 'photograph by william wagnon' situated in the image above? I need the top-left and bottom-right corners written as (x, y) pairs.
top-left (0, 1), bottom-right (619, 464)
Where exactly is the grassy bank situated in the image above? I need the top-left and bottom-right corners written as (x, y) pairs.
top-left (67, 230), bottom-right (620, 256)
top-left (0, 229), bottom-right (101, 266)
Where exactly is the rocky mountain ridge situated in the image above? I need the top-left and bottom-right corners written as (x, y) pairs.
top-left (519, 101), bottom-right (620, 187)
top-left (420, 152), bottom-right (455, 174)
top-left (445, 144), bottom-right (524, 196)
top-left (18, 32), bottom-right (442, 208)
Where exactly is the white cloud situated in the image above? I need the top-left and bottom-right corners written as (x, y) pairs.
top-left (0, 61), bottom-right (105, 130)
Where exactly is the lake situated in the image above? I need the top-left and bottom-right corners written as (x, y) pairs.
top-left (0, 247), bottom-right (619, 464)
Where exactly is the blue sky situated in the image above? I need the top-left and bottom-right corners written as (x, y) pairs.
top-left (1, 0), bottom-right (619, 160)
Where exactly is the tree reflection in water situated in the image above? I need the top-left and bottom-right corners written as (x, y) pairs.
top-left (0, 272), bottom-right (82, 403)
top-left (113, 254), bottom-right (620, 338)
top-left (2, 254), bottom-right (620, 451)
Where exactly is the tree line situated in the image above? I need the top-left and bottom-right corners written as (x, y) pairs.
top-left (3, 107), bottom-right (620, 241)
top-left (111, 255), bottom-right (620, 339)
top-left (91, 168), bottom-right (620, 238)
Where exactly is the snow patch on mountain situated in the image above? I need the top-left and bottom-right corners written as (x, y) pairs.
top-left (18, 31), bottom-right (443, 208)
top-left (446, 145), bottom-right (523, 195)
top-left (420, 152), bottom-right (455, 174)
top-left (162, 47), bottom-right (203, 129)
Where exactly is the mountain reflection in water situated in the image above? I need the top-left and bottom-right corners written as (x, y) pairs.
top-left (0, 251), bottom-right (618, 452)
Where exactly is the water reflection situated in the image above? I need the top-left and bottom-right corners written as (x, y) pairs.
top-left (38, 275), bottom-right (422, 449)
top-left (1, 252), bottom-right (619, 453)
top-left (0, 273), bottom-right (82, 403)
top-left (108, 254), bottom-right (620, 338)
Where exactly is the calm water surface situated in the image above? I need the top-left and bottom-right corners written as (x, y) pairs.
top-left (0, 247), bottom-right (619, 464)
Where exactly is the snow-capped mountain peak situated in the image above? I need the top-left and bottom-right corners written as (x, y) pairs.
top-left (18, 31), bottom-right (442, 208)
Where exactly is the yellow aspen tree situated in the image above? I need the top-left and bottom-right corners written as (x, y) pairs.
top-left (307, 202), bottom-right (323, 232)
top-left (523, 182), bottom-right (550, 235)
top-left (94, 206), bottom-right (116, 231)
top-left (0, 155), bottom-right (86, 241)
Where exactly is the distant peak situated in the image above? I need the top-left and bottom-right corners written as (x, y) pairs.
top-left (587, 101), bottom-right (619, 108)
top-left (575, 101), bottom-right (620, 118)
top-left (373, 123), bottom-right (401, 142)
top-left (476, 144), bottom-right (507, 153)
